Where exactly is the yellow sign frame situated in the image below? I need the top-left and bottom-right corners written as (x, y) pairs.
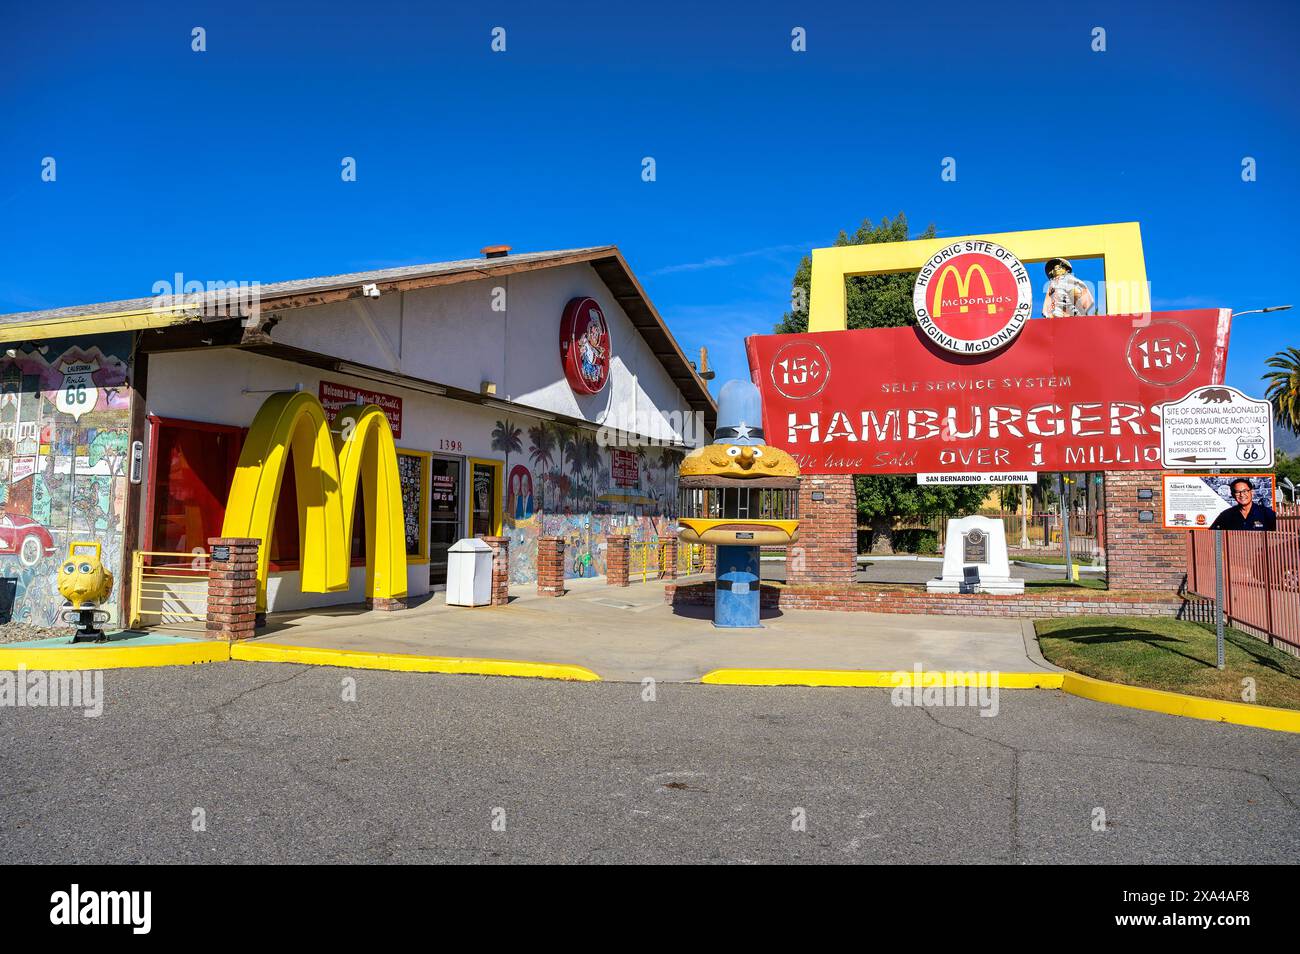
top-left (807, 222), bottom-right (1149, 332)
top-left (467, 457), bottom-right (504, 537)
top-left (396, 448), bottom-right (431, 565)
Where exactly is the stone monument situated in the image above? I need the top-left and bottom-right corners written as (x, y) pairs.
top-left (926, 515), bottom-right (1024, 595)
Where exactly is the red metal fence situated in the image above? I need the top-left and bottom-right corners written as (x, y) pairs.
top-left (1187, 526), bottom-right (1300, 651)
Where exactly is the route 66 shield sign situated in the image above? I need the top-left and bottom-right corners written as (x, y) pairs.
top-left (55, 360), bottom-right (99, 420)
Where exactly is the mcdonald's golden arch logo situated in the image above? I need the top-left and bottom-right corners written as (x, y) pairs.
top-left (221, 391), bottom-right (408, 611)
top-left (932, 262), bottom-right (998, 317)
top-left (912, 240), bottom-right (1034, 355)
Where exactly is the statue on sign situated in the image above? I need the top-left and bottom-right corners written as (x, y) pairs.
top-left (1041, 258), bottom-right (1094, 318)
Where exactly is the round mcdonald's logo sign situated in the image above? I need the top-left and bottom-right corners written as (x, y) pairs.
top-left (912, 240), bottom-right (1033, 354)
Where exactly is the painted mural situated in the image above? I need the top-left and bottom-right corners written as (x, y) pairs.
top-left (0, 334), bottom-right (132, 626)
top-left (492, 419), bottom-right (681, 583)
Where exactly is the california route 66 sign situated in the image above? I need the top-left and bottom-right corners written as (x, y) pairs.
top-left (55, 359), bottom-right (100, 421)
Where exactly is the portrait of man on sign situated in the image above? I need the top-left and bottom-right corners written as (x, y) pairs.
top-left (1041, 257), bottom-right (1095, 318)
top-left (1209, 477), bottom-right (1277, 531)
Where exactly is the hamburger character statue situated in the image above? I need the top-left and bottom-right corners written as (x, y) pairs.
top-left (677, 380), bottom-right (800, 628)
top-left (57, 541), bottom-right (114, 642)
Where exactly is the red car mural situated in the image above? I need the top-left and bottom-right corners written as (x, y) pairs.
top-left (0, 511), bottom-right (56, 566)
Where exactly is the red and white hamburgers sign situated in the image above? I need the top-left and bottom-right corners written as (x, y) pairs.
top-left (912, 240), bottom-right (1033, 354)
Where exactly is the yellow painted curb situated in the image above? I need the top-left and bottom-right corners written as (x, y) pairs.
top-left (230, 641), bottom-right (602, 681)
top-left (1060, 672), bottom-right (1300, 734)
top-left (700, 669), bottom-right (1064, 689)
top-left (0, 640), bottom-right (231, 670)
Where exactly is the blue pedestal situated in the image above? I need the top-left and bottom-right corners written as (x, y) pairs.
top-left (714, 545), bottom-right (761, 628)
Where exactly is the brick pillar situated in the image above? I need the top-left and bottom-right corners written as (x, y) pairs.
top-left (484, 536), bottom-right (510, 605)
top-left (661, 531), bottom-right (678, 581)
top-left (537, 536), bottom-right (566, 596)
top-left (788, 474), bottom-right (857, 586)
top-left (606, 535), bottom-right (630, 586)
top-left (1104, 470), bottom-right (1187, 591)
top-left (365, 595), bottom-right (407, 611)
top-left (205, 537), bottom-right (260, 640)
top-left (702, 543), bottom-right (716, 574)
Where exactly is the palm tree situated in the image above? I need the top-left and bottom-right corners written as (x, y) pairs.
top-left (491, 419), bottom-right (523, 474)
top-left (527, 424), bottom-right (555, 505)
top-left (1265, 347), bottom-right (1300, 435)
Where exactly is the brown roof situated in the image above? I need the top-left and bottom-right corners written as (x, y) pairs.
top-left (0, 246), bottom-right (717, 427)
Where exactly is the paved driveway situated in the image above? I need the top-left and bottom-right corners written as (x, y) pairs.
top-left (1, 663), bottom-right (1296, 864)
top-left (249, 579), bottom-right (1046, 681)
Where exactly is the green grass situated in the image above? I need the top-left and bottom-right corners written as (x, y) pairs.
top-left (1012, 554), bottom-right (1104, 567)
top-left (1036, 616), bottom-right (1300, 711)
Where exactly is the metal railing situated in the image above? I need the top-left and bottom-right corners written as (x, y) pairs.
top-left (905, 511), bottom-right (1105, 563)
top-left (624, 539), bottom-right (706, 582)
top-left (1187, 530), bottom-right (1300, 651)
top-left (130, 550), bottom-right (210, 628)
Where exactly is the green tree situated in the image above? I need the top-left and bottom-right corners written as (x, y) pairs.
top-left (774, 214), bottom-right (989, 553)
top-left (1264, 347), bottom-right (1300, 436)
top-left (490, 419), bottom-right (523, 475)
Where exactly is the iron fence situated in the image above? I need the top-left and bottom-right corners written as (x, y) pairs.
top-left (1187, 529), bottom-right (1300, 651)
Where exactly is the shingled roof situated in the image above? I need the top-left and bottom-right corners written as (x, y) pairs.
top-left (0, 246), bottom-right (717, 427)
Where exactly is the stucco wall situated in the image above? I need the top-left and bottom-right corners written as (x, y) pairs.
top-left (268, 262), bottom-right (699, 445)
top-left (145, 276), bottom-right (692, 609)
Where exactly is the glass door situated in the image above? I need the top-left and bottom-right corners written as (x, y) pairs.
top-left (428, 457), bottom-right (462, 585)
top-left (469, 459), bottom-right (502, 537)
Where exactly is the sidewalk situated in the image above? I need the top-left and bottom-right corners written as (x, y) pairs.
top-left (243, 576), bottom-right (1054, 682)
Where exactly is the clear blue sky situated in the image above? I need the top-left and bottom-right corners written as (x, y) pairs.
top-left (1, 1), bottom-right (1296, 396)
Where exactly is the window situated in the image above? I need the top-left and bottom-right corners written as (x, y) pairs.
top-left (146, 418), bottom-right (242, 554)
top-left (146, 417), bottom-right (369, 566)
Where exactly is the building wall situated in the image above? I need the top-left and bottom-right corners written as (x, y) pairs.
top-left (146, 340), bottom-right (686, 606)
top-left (1104, 469), bottom-right (1189, 591)
top-left (270, 263), bottom-right (698, 445)
top-left (0, 333), bottom-right (133, 627)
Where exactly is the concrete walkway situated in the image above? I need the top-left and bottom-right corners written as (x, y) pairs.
top-left (247, 577), bottom-right (1054, 682)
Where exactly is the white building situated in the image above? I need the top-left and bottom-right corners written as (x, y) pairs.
top-left (0, 246), bottom-right (715, 622)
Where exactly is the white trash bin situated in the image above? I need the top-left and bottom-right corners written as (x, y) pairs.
top-left (446, 537), bottom-right (494, 607)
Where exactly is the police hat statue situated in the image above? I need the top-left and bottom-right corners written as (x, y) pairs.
top-left (711, 379), bottom-right (765, 446)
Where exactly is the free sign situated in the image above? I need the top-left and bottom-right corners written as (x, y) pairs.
top-left (1159, 385), bottom-right (1273, 468)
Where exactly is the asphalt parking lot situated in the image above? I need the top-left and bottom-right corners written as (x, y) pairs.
top-left (2, 662), bottom-right (1296, 863)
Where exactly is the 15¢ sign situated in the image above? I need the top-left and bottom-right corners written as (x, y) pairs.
top-left (913, 241), bottom-right (1033, 354)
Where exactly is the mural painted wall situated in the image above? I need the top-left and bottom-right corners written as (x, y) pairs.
top-left (0, 334), bottom-right (132, 626)
top-left (493, 418), bottom-right (682, 583)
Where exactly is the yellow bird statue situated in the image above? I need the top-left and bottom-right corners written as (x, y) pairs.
top-left (58, 541), bottom-right (114, 609)
top-left (58, 541), bottom-right (114, 642)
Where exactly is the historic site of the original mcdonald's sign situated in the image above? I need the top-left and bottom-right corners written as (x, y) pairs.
top-left (0, 0), bottom-right (1297, 893)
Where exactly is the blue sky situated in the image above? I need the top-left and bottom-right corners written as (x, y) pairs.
top-left (1, 0), bottom-right (1296, 396)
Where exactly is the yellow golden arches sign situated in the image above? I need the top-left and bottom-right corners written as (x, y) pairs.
top-left (932, 262), bottom-right (995, 316)
top-left (221, 391), bottom-right (408, 611)
top-left (807, 222), bottom-right (1150, 332)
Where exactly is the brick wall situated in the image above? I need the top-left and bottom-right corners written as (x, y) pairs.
top-left (537, 536), bottom-right (566, 597)
top-left (485, 536), bottom-right (510, 605)
top-left (789, 473), bottom-right (857, 586)
top-left (607, 535), bottom-right (630, 587)
top-left (1104, 470), bottom-right (1188, 592)
top-left (664, 580), bottom-right (1190, 620)
top-left (661, 532), bottom-right (678, 581)
top-left (205, 537), bottom-right (260, 640)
